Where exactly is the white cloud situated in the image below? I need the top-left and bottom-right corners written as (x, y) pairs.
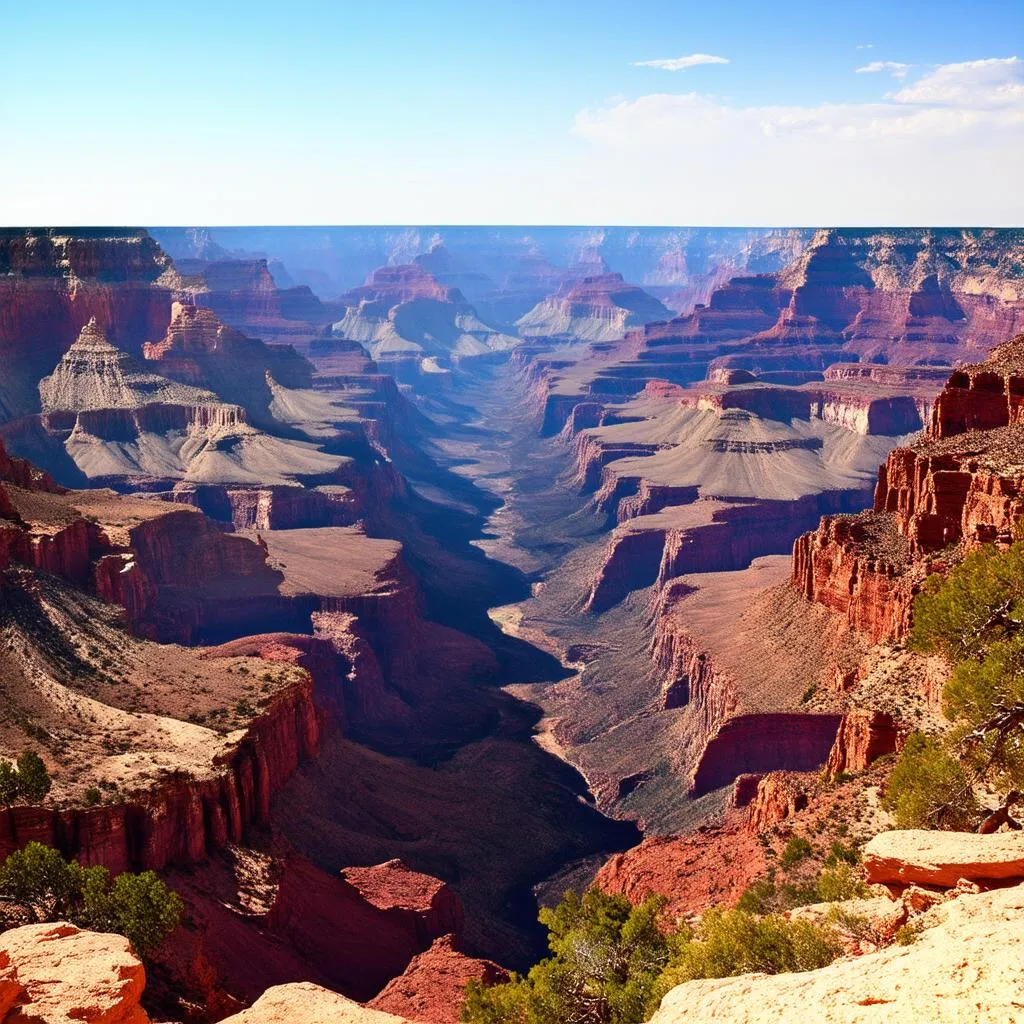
top-left (856, 60), bottom-right (913, 79)
top-left (632, 54), bottom-right (730, 72)
top-left (890, 56), bottom-right (1023, 106)
top-left (856, 43), bottom-right (874, 50)
top-left (567, 56), bottom-right (1024, 224)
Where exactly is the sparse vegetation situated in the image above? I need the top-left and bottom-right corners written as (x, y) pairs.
top-left (0, 842), bottom-right (182, 956)
top-left (461, 885), bottom-right (845, 1024)
top-left (780, 836), bottom-right (813, 869)
top-left (649, 909), bottom-right (842, 1008)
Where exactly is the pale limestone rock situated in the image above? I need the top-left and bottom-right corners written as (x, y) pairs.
top-left (220, 983), bottom-right (413, 1024)
top-left (863, 828), bottom-right (1024, 887)
top-left (650, 882), bottom-right (1024, 1023)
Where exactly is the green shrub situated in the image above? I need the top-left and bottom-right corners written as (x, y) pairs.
top-left (823, 841), bottom-right (858, 867)
top-left (650, 909), bottom-right (842, 1006)
top-left (814, 864), bottom-right (868, 903)
top-left (0, 761), bottom-right (19, 805)
top-left (0, 843), bottom-right (181, 956)
top-left (0, 843), bottom-right (82, 918)
top-left (461, 889), bottom-right (670, 1024)
top-left (14, 752), bottom-right (51, 802)
top-left (910, 542), bottom-right (1024, 663)
top-left (882, 732), bottom-right (978, 830)
top-left (0, 752), bottom-right (52, 806)
top-left (84, 870), bottom-right (184, 955)
top-left (906, 539), bottom-right (1024, 804)
top-left (83, 787), bottom-right (102, 807)
top-left (779, 836), bottom-right (812, 869)
top-left (944, 638), bottom-right (1024, 787)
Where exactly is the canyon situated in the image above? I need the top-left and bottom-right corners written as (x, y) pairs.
top-left (1, 225), bottom-right (1024, 1021)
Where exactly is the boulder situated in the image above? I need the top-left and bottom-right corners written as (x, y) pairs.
top-left (219, 983), bottom-right (411, 1023)
top-left (863, 829), bottom-right (1024, 887)
top-left (650, 882), bottom-right (1024, 1023)
top-left (0, 922), bottom-right (148, 1024)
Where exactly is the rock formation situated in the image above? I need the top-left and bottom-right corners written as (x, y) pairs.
top-left (0, 922), bottom-right (150, 1024)
top-left (368, 935), bottom-right (509, 1024)
top-left (517, 272), bottom-right (672, 342)
top-left (221, 983), bottom-right (412, 1024)
top-left (863, 829), bottom-right (1024, 888)
top-left (649, 881), bottom-right (1024, 1023)
top-left (794, 335), bottom-right (1024, 646)
top-left (39, 318), bottom-right (221, 412)
top-left (333, 265), bottom-right (518, 377)
top-left (142, 301), bottom-right (313, 423)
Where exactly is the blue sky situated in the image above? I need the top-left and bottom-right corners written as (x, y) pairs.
top-left (1, 0), bottom-right (1021, 224)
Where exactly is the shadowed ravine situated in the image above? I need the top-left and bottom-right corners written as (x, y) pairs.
top-left (265, 362), bottom-right (642, 970)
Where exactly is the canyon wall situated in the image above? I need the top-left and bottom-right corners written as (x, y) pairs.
top-left (794, 336), bottom-right (1024, 645)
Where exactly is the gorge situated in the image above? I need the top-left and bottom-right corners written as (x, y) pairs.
top-left (2, 225), bottom-right (1024, 1021)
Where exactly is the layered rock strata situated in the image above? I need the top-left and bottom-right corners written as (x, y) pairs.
top-left (794, 336), bottom-right (1024, 645)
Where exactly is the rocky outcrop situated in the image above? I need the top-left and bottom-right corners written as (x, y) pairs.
top-left (791, 511), bottom-right (915, 645)
top-left (824, 708), bottom-right (902, 777)
top-left (863, 829), bottom-right (1024, 888)
top-left (649, 881), bottom-right (1024, 1023)
top-left (368, 935), bottom-right (509, 1024)
top-left (221, 983), bottom-right (411, 1024)
top-left (142, 301), bottom-right (313, 422)
top-left (94, 508), bottom-right (288, 642)
top-left (794, 336), bottom-right (1024, 644)
top-left (597, 827), bottom-right (768, 924)
top-left (0, 679), bottom-right (320, 874)
top-left (175, 257), bottom-right (337, 347)
top-left (341, 860), bottom-right (464, 949)
top-left (745, 773), bottom-right (810, 833)
top-left (0, 922), bottom-right (150, 1024)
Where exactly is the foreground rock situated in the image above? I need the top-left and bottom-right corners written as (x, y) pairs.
top-left (0, 922), bottom-right (148, 1024)
top-left (863, 829), bottom-right (1024, 888)
top-left (650, 882), bottom-right (1024, 1023)
top-left (221, 983), bottom-right (411, 1023)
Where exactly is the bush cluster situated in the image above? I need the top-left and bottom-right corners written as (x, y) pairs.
top-left (460, 886), bottom-right (842, 1024)
top-left (0, 842), bottom-right (182, 955)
